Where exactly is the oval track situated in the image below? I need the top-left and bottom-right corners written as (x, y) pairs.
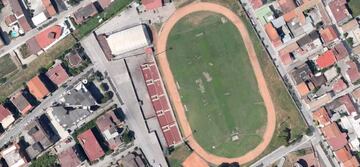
top-left (156, 2), bottom-right (276, 165)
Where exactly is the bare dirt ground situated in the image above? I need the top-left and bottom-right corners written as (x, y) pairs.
top-left (182, 152), bottom-right (209, 167)
top-left (156, 2), bottom-right (276, 165)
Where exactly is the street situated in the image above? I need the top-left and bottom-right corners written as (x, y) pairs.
top-left (0, 0), bottom-right (95, 57)
top-left (0, 67), bottom-right (93, 148)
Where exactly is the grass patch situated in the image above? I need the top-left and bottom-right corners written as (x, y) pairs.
top-left (349, 0), bottom-right (360, 17)
top-left (167, 12), bottom-right (267, 157)
top-left (0, 36), bottom-right (76, 102)
top-left (167, 144), bottom-right (192, 167)
top-left (19, 44), bottom-right (32, 59)
top-left (74, 0), bottom-right (132, 38)
top-left (239, 13), bottom-right (307, 161)
top-left (0, 54), bottom-right (17, 79)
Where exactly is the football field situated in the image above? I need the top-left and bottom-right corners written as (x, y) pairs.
top-left (166, 12), bottom-right (267, 157)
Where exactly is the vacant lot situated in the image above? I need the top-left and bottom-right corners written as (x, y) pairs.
top-left (0, 36), bottom-right (76, 101)
top-left (349, 0), bottom-right (360, 17)
top-left (167, 144), bottom-right (193, 167)
top-left (167, 12), bottom-right (267, 157)
top-left (0, 54), bottom-right (18, 79)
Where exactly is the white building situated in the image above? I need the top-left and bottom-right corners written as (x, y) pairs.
top-left (0, 105), bottom-right (15, 129)
top-left (105, 24), bottom-right (151, 56)
top-left (1, 145), bottom-right (27, 167)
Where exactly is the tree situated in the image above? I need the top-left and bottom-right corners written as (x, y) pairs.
top-left (30, 153), bottom-right (58, 167)
top-left (0, 77), bottom-right (6, 84)
top-left (100, 82), bottom-right (109, 91)
top-left (306, 126), bottom-right (314, 136)
top-left (100, 91), bottom-right (114, 103)
top-left (95, 71), bottom-right (104, 81)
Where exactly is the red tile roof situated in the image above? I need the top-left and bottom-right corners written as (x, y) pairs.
top-left (73, 3), bottom-right (98, 24)
top-left (95, 110), bottom-right (122, 150)
top-left (77, 129), bottom-right (105, 162)
top-left (10, 92), bottom-right (33, 115)
top-left (42, 0), bottom-right (56, 17)
top-left (141, 62), bottom-right (182, 147)
top-left (316, 50), bottom-right (336, 69)
top-left (333, 42), bottom-right (349, 61)
top-left (58, 147), bottom-right (81, 167)
top-left (335, 147), bottom-right (352, 163)
top-left (142, 0), bottom-right (163, 10)
top-left (18, 16), bottom-right (32, 33)
top-left (329, 0), bottom-right (351, 24)
top-left (280, 53), bottom-right (293, 65)
top-left (265, 23), bottom-right (282, 47)
top-left (0, 105), bottom-right (12, 122)
top-left (98, 0), bottom-right (112, 9)
top-left (27, 75), bottom-right (50, 101)
top-left (278, 0), bottom-right (296, 13)
top-left (46, 63), bottom-right (69, 86)
top-left (343, 156), bottom-right (360, 167)
top-left (338, 94), bottom-right (357, 115)
top-left (322, 122), bottom-right (342, 139)
top-left (35, 25), bottom-right (63, 49)
top-left (66, 52), bottom-right (83, 67)
top-left (283, 10), bottom-right (297, 22)
top-left (320, 26), bottom-right (338, 44)
top-left (327, 133), bottom-right (348, 150)
top-left (333, 79), bottom-right (347, 93)
top-left (5, 15), bottom-right (17, 26)
top-left (346, 61), bottom-right (360, 83)
top-left (9, 0), bottom-right (24, 17)
top-left (296, 82), bottom-right (310, 97)
top-left (250, 0), bottom-right (263, 9)
top-left (312, 107), bottom-right (331, 126)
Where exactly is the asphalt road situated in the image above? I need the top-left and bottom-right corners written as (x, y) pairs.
top-left (0, 67), bottom-right (93, 148)
top-left (0, 0), bottom-right (94, 58)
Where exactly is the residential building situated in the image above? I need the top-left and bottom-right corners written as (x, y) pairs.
top-left (25, 114), bottom-right (60, 159)
top-left (1, 144), bottom-right (27, 167)
top-left (97, 0), bottom-right (113, 10)
top-left (334, 147), bottom-right (352, 164)
top-left (346, 61), bottom-right (360, 84)
top-left (58, 147), bottom-right (81, 167)
top-left (73, 3), bottom-right (98, 24)
top-left (312, 107), bottom-right (331, 127)
top-left (328, 0), bottom-right (352, 25)
top-left (319, 26), bottom-right (338, 45)
top-left (321, 122), bottom-right (348, 151)
top-left (8, 0), bottom-right (32, 33)
top-left (315, 50), bottom-right (337, 69)
top-left (50, 82), bottom-right (97, 130)
top-left (10, 91), bottom-right (33, 115)
top-left (34, 25), bottom-right (63, 50)
top-left (96, 110), bottom-right (124, 150)
top-left (0, 105), bottom-right (15, 129)
top-left (65, 52), bottom-right (83, 68)
top-left (27, 75), bottom-right (50, 101)
top-left (142, 0), bottom-right (163, 10)
top-left (117, 151), bottom-right (146, 167)
top-left (77, 129), bottom-right (105, 162)
top-left (264, 23), bottom-right (282, 47)
top-left (45, 62), bottom-right (69, 87)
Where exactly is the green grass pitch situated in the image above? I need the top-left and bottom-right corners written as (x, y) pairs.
top-left (166, 12), bottom-right (267, 157)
